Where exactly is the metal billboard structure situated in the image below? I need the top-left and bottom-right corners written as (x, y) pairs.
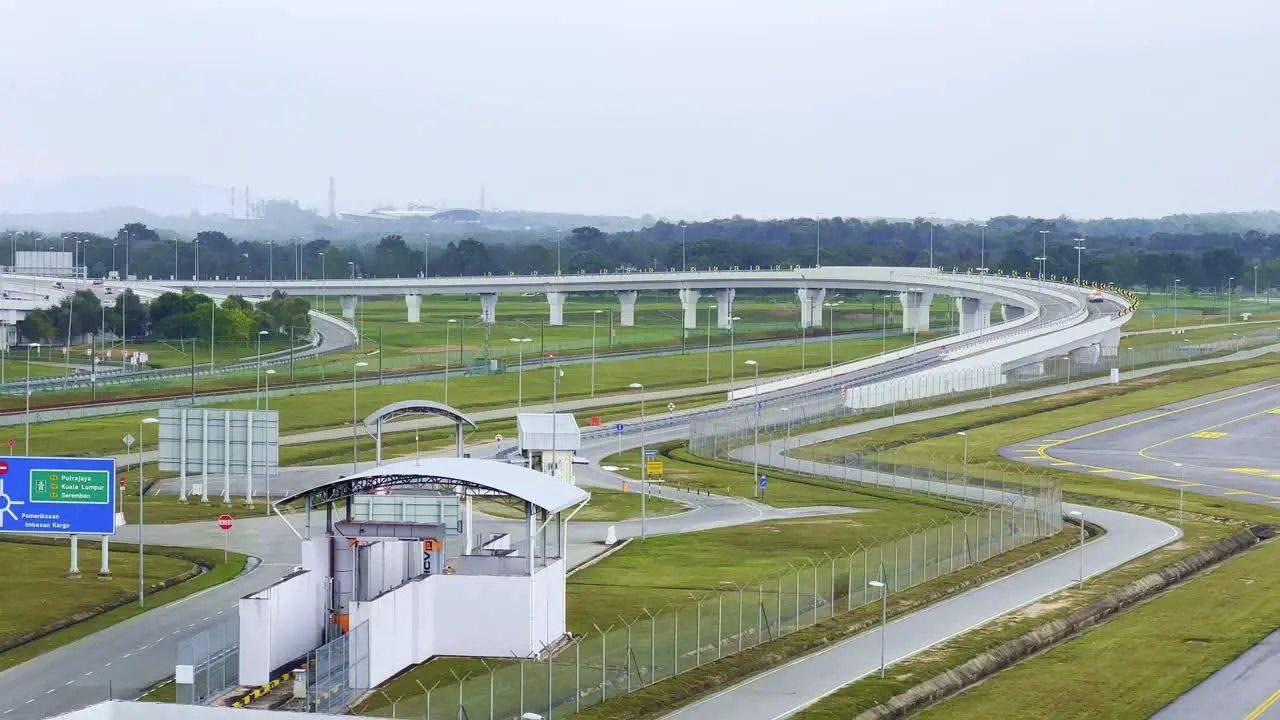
top-left (0, 456), bottom-right (116, 535)
top-left (157, 408), bottom-right (279, 505)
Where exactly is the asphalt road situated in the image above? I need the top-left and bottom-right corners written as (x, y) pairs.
top-left (1002, 378), bottom-right (1280, 505)
top-left (1001, 377), bottom-right (1280, 720)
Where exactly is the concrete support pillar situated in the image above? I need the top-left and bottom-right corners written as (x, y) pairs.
top-left (340, 295), bottom-right (357, 321)
top-left (899, 291), bottom-right (933, 332)
top-left (98, 536), bottom-right (111, 578)
top-left (479, 293), bottom-right (498, 325)
top-left (68, 535), bottom-right (80, 578)
top-left (796, 288), bottom-right (828, 329)
top-left (1001, 304), bottom-right (1027, 323)
top-left (616, 291), bottom-right (638, 326)
top-left (1069, 343), bottom-right (1101, 364)
top-left (678, 289), bottom-right (700, 330)
top-left (404, 293), bottom-right (422, 323)
top-left (956, 297), bottom-right (994, 334)
top-left (1098, 328), bottom-right (1121, 358)
top-left (546, 292), bottom-right (567, 326)
top-left (713, 289), bottom-right (736, 329)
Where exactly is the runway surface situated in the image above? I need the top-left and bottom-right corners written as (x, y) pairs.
top-left (1003, 378), bottom-right (1280, 505)
top-left (1003, 378), bottom-right (1280, 720)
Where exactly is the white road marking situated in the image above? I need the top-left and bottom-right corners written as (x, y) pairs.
top-left (84, 671), bottom-right (93, 677)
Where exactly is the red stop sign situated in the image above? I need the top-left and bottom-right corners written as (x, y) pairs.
top-left (217, 515), bottom-right (234, 531)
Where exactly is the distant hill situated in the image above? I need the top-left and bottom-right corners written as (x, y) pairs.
top-left (0, 175), bottom-right (229, 216)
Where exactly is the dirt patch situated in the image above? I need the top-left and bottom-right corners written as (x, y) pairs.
top-left (841, 312), bottom-right (876, 320)
top-left (767, 307), bottom-right (796, 318)
top-left (402, 344), bottom-right (485, 353)
top-left (788, 518), bottom-right (865, 527)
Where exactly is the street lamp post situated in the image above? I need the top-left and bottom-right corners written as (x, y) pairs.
top-left (255, 330), bottom-right (269, 410)
top-left (824, 300), bottom-right (843, 370)
top-left (1174, 462), bottom-right (1185, 526)
top-left (1173, 278), bottom-right (1180, 328)
top-left (511, 337), bottom-right (532, 411)
top-left (352, 361), bottom-right (369, 472)
top-left (139, 416), bottom-right (159, 606)
top-left (881, 293), bottom-right (894, 353)
top-left (958, 431), bottom-right (969, 493)
top-left (680, 221), bottom-right (687, 272)
top-left (1068, 509), bottom-right (1085, 588)
top-left (1073, 238), bottom-right (1086, 281)
top-left (264, 369), bottom-right (275, 411)
top-left (444, 318), bottom-right (458, 405)
top-left (319, 252), bottom-right (327, 314)
top-left (729, 315), bottom-right (742, 389)
top-left (628, 382), bottom-right (648, 539)
top-left (745, 359), bottom-right (760, 497)
top-left (25, 342), bottom-right (39, 455)
top-left (591, 309), bottom-right (603, 398)
top-left (1038, 229), bottom-right (1049, 280)
top-left (869, 576), bottom-right (887, 677)
top-left (1227, 276), bottom-right (1235, 323)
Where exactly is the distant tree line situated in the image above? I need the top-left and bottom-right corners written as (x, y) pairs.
top-left (16, 288), bottom-right (310, 345)
top-left (2, 217), bottom-right (1278, 293)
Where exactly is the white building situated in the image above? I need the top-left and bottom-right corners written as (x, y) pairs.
top-left (516, 412), bottom-right (582, 483)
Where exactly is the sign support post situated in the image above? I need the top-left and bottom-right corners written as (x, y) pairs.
top-left (218, 515), bottom-right (233, 562)
top-left (68, 535), bottom-right (80, 578)
top-left (99, 534), bottom-right (111, 578)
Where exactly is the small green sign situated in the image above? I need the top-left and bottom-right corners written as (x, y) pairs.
top-left (29, 469), bottom-right (112, 504)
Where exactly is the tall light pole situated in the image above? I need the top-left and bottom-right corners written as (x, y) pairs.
top-left (1254, 263), bottom-right (1260, 300)
top-left (1073, 238), bottom-right (1086, 281)
top-left (1068, 509), bottom-right (1085, 588)
top-left (25, 342), bottom-right (38, 455)
top-left (590, 309), bottom-right (602, 397)
top-left (958, 431), bottom-right (969, 488)
top-left (680, 221), bottom-right (687, 272)
top-left (1227, 276), bottom-right (1234, 323)
top-left (978, 226), bottom-right (987, 273)
top-left (869, 575), bottom-right (887, 677)
top-left (511, 337), bottom-right (532, 411)
top-left (348, 262), bottom-right (360, 348)
top-left (139, 416), bottom-right (160, 606)
top-left (444, 318), bottom-right (458, 405)
top-left (815, 214), bottom-right (822, 268)
top-left (319, 252), bottom-right (327, 314)
top-left (1037, 229), bottom-right (1049, 280)
top-left (264, 369), bottom-right (275, 411)
top-left (1174, 462), bottom-right (1185, 526)
top-left (729, 315), bottom-right (742, 389)
top-left (255, 330), bottom-right (269, 410)
top-left (824, 300), bottom-right (843, 370)
top-left (193, 237), bottom-right (199, 287)
top-left (423, 234), bottom-right (430, 278)
top-left (745, 359), bottom-right (761, 497)
top-left (352, 360), bottom-right (369, 472)
top-left (1173, 278), bottom-right (1180, 328)
top-left (881, 293), bottom-right (893, 353)
top-left (628, 382), bottom-right (648, 539)
top-left (928, 220), bottom-right (934, 269)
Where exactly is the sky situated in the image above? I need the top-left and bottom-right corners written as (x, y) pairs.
top-left (0, 0), bottom-right (1277, 220)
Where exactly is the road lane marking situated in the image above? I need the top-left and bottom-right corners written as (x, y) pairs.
top-left (1243, 687), bottom-right (1280, 720)
top-left (1188, 431), bottom-right (1228, 439)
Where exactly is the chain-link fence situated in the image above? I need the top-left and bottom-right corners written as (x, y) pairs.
top-left (307, 620), bottom-right (370, 714)
top-left (363, 492), bottom-right (1059, 719)
top-left (175, 615), bottom-right (240, 705)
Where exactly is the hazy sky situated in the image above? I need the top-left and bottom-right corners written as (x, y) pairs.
top-left (1, 0), bottom-right (1277, 220)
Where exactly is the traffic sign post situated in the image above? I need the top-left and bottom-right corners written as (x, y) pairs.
top-left (217, 515), bottom-right (233, 561)
top-left (0, 457), bottom-right (118, 535)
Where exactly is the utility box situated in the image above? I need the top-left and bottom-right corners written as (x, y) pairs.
top-left (292, 668), bottom-right (307, 699)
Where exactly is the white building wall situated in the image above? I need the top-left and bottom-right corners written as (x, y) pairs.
top-left (430, 573), bottom-right (535, 657)
top-left (238, 539), bottom-right (329, 685)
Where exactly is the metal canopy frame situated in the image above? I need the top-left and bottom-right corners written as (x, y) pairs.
top-left (278, 473), bottom-right (520, 510)
top-left (361, 400), bottom-right (478, 462)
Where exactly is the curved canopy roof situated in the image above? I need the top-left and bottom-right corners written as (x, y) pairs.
top-left (275, 457), bottom-right (590, 514)
top-left (363, 400), bottom-right (477, 433)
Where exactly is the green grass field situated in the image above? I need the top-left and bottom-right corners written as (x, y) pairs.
top-left (914, 537), bottom-right (1280, 720)
top-left (0, 541), bottom-right (191, 649)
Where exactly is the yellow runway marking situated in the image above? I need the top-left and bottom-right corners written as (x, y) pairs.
top-left (1188, 431), bottom-right (1228, 439)
top-left (1268, 408), bottom-right (1280, 415)
top-left (1243, 687), bottom-right (1280, 720)
top-left (1033, 381), bottom-right (1280, 502)
top-left (1224, 490), bottom-right (1256, 496)
top-left (1051, 462), bottom-right (1076, 467)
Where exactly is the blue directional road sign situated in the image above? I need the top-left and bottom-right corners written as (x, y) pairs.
top-left (615, 423), bottom-right (625, 435)
top-left (644, 449), bottom-right (658, 458)
top-left (759, 474), bottom-right (768, 490)
top-left (0, 456), bottom-right (117, 535)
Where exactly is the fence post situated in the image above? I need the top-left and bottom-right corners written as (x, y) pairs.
top-left (717, 591), bottom-right (724, 659)
top-left (575, 639), bottom-right (581, 713)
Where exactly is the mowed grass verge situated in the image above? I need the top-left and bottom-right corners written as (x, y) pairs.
top-left (0, 537), bottom-right (250, 672)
